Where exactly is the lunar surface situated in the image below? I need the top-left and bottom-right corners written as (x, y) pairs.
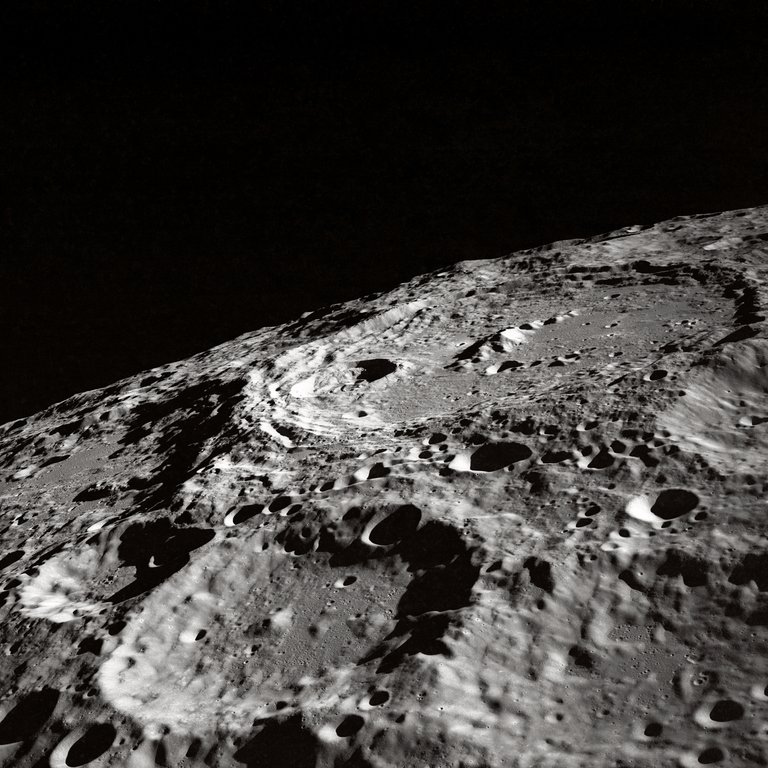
top-left (3, 206), bottom-right (768, 767)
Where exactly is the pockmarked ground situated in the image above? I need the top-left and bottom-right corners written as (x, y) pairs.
top-left (1, 206), bottom-right (768, 767)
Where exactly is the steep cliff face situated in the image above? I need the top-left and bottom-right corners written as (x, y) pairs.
top-left (2, 206), bottom-right (768, 767)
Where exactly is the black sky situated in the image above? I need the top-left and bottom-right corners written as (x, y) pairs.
top-left (1, 1), bottom-right (768, 425)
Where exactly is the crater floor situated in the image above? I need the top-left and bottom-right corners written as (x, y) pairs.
top-left (2, 206), bottom-right (768, 767)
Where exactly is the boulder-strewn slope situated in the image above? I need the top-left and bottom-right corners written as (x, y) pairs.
top-left (2, 206), bottom-right (768, 767)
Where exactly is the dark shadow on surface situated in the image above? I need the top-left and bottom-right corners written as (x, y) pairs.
top-left (0, 688), bottom-right (59, 745)
top-left (234, 714), bottom-right (317, 768)
top-left (65, 723), bottom-right (116, 767)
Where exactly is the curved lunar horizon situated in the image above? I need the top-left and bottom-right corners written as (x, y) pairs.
top-left (1, 204), bottom-right (768, 767)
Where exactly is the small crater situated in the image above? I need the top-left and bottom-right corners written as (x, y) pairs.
top-left (656, 550), bottom-right (708, 587)
top-left (234, 714), bottom-right (316, 768)
top-left (367, 463), bottom-right (390, 480)
top-left (268, 496), bottom-right (293, 513)
top-left (342, 507), bottom-right (362, 522)
top-left (698, 746), bottom-right (725, 764)
top-left (524, 558), bottom-right (554, 592)
top-left (709, 699), bottom-right (744, 722)
top-left (629, 445), bottom-right (659, 467)
top-left (568, 645), bottom-right (594, 669)
top-left (469, 442), bottom-right (532, 472)
top-left (73, 483), bottom-right (114, 502)
top-left (66, 723), bottom-right (117, 767)
top-left (0, 688), bottom-right (60, 744)
top-left (77, 637), bottom-right (103, 656)
top-left (651, 489), bottom-right (699, 520)
top-left (691, 670), bottom-right (719, 689)
top-left (336, 715), bottom-right (365, 738)
top-left (618, 570), bottom-right (645, 592)
top-left (541, 450), bottom-right (570, 464)
top-left (587, 449), bottom-right (614, 470)
top-left (369, 505), bottom-right (422, 546)
top-left (729, 553), bottom-right (768, 591)
top-left (107, 621), bottom-right (127, 636)
top-left (232, 504), bottom-right (264, 525)
top-left (644, 722), bottom-right (663, 738)
top-left (369, 690), bottom-right (390, 706)
top-left (356, 359), bottom-right (397, 383)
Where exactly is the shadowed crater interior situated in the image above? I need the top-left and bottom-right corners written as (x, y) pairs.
top-left (651, 488), bottom-right (699, 520)
top-left (729, 552), bottom-right (768, 591)
top-left (470, 442), bottom-right (532, 472)
top-left (368, 504), bottom-right (422, 546)
top-left (234, 714), bottom-right (317, 768)
top-left (0, 688), bottom-right (59, 745)
top-left (356, 359), bottom-right (397, 383)
top-left (366, 521), bottom-right (481, 673)
top-left (66, 723), bottom-right (117, 767)
top-left (108, 517), bottom-right (215, 602)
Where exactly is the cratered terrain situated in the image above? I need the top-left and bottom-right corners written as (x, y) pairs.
top-left (2, 205), bottom-right (768, 767)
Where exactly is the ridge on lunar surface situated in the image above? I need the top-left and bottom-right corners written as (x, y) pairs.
top-left (2, 205), bottom-right (768, 767)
